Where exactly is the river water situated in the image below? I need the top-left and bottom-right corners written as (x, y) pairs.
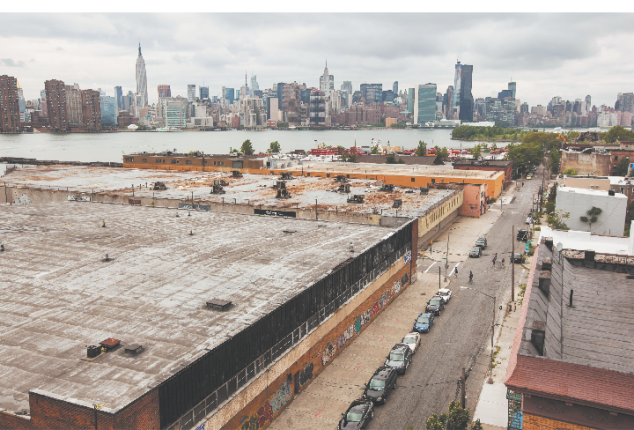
top-left (0, 129), bottom-right (487, 163)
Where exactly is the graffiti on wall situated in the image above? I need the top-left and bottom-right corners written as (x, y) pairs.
top-left (14, 194), bottom-right (31, 205)
top-left (299, 362), bottom-right (314, 387)
top-left (239, 381), bottom-right (292, 430)
top-left (68, 195), bottom-right (91, 202)
top-left (322, 278), bottom-right (405, 366)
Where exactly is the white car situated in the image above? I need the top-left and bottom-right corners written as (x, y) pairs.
top-left (525, 216), bottom-right (532, 225)
top-left (401, 332), bottom-right (421, 354)
top-left (437, 288), bottom-right (452, 303)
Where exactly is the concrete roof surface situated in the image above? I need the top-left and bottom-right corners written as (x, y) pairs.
top-left (540, 226), bottom-right (634, 255)
top-left (0, 202), bottom-right (393, 413)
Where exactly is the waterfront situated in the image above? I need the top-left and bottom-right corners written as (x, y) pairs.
top-left (0, 129), bottom-right (484, 163)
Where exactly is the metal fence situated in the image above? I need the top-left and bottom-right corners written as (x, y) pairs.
top-left (160, 221), bottom-right (414, 429)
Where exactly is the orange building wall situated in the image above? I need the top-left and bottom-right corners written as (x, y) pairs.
top-left (523, 413), bottom-right (596, 430)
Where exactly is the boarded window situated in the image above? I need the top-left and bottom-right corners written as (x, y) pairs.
top-left (186, 160), bottom-right (192, 165)
top-left (232, 161), bottom-right (244, 169)
top-left (142, 158), bottom-right (147, 163)
top-left (124, 157), bottom-right (134, 162)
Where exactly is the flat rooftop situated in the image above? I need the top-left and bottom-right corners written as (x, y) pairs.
top-left (4, 165), bottom-right (458, 217)
top-left (0, 202), bottom-right (393, 413)
top-left (540, 226), bottom-right (634, 255)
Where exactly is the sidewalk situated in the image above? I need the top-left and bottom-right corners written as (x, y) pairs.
top-left (472, 230), bottom-right (540, 429)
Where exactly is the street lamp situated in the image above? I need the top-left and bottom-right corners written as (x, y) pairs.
top-left (461, 286), bottom-right (497, 383)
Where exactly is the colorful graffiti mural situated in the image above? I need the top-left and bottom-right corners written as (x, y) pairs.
top-left (321, 278), bottom-right (405, 367)
top-left (14, 194), bottom-right (31, 205)
top-left (299, 362), bottom-right (314, 387)
top-left (239, 381), bottom-right (292, 430)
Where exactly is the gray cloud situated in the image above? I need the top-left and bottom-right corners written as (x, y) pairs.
top-left (2, 13), bottom-right (634, 107)
top-left (1, 58), bottom-right (25, 67)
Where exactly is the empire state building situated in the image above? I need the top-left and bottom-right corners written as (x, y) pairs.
top-left (135, 43), bottom-right (148, 116)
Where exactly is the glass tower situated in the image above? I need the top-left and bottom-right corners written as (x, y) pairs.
top-left (417, 83), bottom-right (437, 124)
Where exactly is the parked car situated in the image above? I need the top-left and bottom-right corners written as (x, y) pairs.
top-left (469, 247), bottom-right (482, 258)
top-left (384, 344), bottom-right (413, 375)
top-left (516, 230), bottom-right (529, 242)
top-left (525, 216), bottom-right (532, 225)
top-left (413, 312), bottom-right (435, 333)
top-left (513, 252), bottom-right (524, 263)
top-left (426, 296), bottom-right (445, 316)
top-left (400, 332), bottom-right (421, 354)
top-left (437, 288), bottom-right (452, 303)
top-left (526, 174), bottom-right (533, 179)
top-left (338, 399), bottom-right (374, 430)
top-left (475, 237), bottom-right (487, 249)
top-left (363, 366), bottom-right (398, 404)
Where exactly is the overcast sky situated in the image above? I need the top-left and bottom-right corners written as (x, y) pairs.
top-left (2, 13), bottom-right (633, 108)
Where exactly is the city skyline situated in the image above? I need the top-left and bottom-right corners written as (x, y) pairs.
top-left (2, 14), bottom-right (634, 106)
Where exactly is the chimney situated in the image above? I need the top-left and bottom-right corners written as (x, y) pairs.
top-left (584, 250), bottom-right (595, 261)
top-left (531, 320), bottom-right (546, 356)
top-left (538, 271), bottom-right (551, 297)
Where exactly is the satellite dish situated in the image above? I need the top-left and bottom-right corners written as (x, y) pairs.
top-left (556, 242), bottom-right (564, 252)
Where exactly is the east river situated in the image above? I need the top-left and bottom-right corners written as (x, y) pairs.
top-left (0, 129), bottom-right (487, 163)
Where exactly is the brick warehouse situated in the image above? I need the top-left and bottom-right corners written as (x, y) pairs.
top-left (0, 201), bottom-right (417, 430)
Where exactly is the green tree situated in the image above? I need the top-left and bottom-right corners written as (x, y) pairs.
top-left (625, 200), bottom-right (634, 236)
top-left (415, 140), bottom-right (427, 156)
top-left (580, 206), bottom-right (602, 231)
top-left (371, 146), bottom-right (379, 155)
top-left (340, 151), bottom-right (356, 162)
top-left (434, 146), bottom-right (449, 160)
top-left (547, 209), bottom-right (570, 230)
top-left (471, 145), bottom-right (482, 158)
top-left (240, 139), bottom-right (255, 155)
top-left (446, 401), bottom-right (471, 430)
top-left (276, 122), bottom-right (289, 128)
top-left (471, 419), bottom-right (484, 430)
top-left (549, 150), bottom-right (561, 174)
top-left (267, 141), bottom-right (281, 153)
top-left (426, 414), bottom-right (446, 430)
top-left (386, 155), bottom-right (398, 164)
top-left (506, 141), bottom-right (544, 175)
top-left (522, 132), bottom-right (562, 152)
top-left (562, 168), bottom-right (577, 176)
top-left (603, 125), bottom-right (634, 143)
top-left (613, 156), bottom-right (630, 176)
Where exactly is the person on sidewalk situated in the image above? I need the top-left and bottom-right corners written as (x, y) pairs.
top-left (454, 267), bottom-right (458, 278)
top-left (469, 271), bottom-right (473, 283)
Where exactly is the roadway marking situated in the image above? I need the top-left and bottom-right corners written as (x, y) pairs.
top-left (424, 262), bottom-right (437, 273)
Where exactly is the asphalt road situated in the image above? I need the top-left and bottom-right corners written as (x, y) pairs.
top-left (368, 167), bottom-right (545, 429)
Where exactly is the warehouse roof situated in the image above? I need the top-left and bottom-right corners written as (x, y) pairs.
top-left (0, 202), bottom-right (392, 413)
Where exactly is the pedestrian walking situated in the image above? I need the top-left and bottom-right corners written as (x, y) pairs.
top-left (454, 267), bottom-right (458, 278)
top-left (502, 258), bottom-right (505, 268)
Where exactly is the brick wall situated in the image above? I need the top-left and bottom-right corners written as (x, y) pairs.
top-left (523, 413), bottom-right (596, 430)
top-left (222, 262), bottom-right (414, 430)
top-left (0, 388), bottom-right (160, 430)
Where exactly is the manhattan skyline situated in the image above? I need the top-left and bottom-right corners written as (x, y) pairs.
top-left (2, 13), bottom-right (634, 106)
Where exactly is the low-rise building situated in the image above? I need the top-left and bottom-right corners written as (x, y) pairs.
top-left (556, 186), bottom-right (628, 236)
top-left (453, 159), bottom-right (513, 188)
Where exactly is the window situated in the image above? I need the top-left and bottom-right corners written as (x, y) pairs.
top-left (214, 161), bottom-right (217, 165)
top-left (142, 158), bottom-right (147, 163)
top-left (156, 159), bottom-right (161, 163)
top-left (615, 156), bottom-right (618, 161)
top-left (171, 159), bottom-right (178, 164)
top-left (431, 179), bottom-right (435, 184)
top-left (186, 160), bottom-right (192, 165)
top-left (411, 178), bottom-right (415, 182)
top-left (124, 157), bottom-right (133, 162)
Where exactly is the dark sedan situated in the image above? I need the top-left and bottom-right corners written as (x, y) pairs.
top-left (338, 399), bottom-right (374, 430)
top-left (384, 344), bottom-right (413, 375)
top-left (363, 366), bottom-right (398, 404)
top-left (426, 296), bottom-right (445, 316)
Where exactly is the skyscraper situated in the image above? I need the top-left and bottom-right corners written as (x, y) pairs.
top-left (360, 83), bottom-right (382, 105)
top-left (319, 61), bottom-right (334, 92)
top-left (100, 96), bottom-right (117, 127)
top-left (187, 85), bottom-right (196, 103)
top-left (82, 90), bottom-right (102, 132)
top-left (452, 61), bottom-right (474, 122)
top-left (341, 81), bottom-right (352, 94)
top-left (407, 88), bottom-right (415, 113)
top-left (199, 86), bottom-right (209, 100)
top-left (0, 75), bottom-right (21, 133)
top-left (158, 85), bottom-right (171, 99)
top-left (393, 81), bottom-right (398, 94)
top-left (508, 81), bottom-right (516, 99)
top-left (225, 88), bottom-right (235, 105)
top-left (114, 86), bottom-right (123, 109)
top-left (65, 84), bottom-right (83, 127)
top-left (415, 83), bottom-right (437, 124)
top-left (250, 75), bottom-right (259, 94)
top-left (135, 43), bottom-right (148, 116)
top-left (45, 79), bottom-right (69, 132)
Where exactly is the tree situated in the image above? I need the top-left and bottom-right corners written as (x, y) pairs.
top-left (240, 139), bottom-right (255, 155)
top-left (386, 155), bottom-right (398, 164)
top-left (562, 168), bottom-right (577, 176)
top-left (426, 401), bottom-right (471, 430)
top-left (547, 209), bottom-right (570, 230)
top-left (612, 156), bottom-right (630, 176)
top-left (506, 141), bottom-right (544, 175)
top-left (471, 145), bottom-right (482, 159)
top-left (580, 206), bottom-right (602, 231)
top-left (471, 419), bottom-right (484, 430)
top-left (426, 414), bottom-right (446, 430)
top-left (548, 150), bottom-right (561, 174)
top-left (434, 146), bottom-right (449, 160)
top-left (415, 140), bottom-right (427, 156)
top-left (267, 141), bottom-right (281, 153)
top-left (340, 151), bottom-right (356, 162)
top-left (371, 145), bottom-right (379, 155)
top-left (603, 125), bottom-right (634, 143)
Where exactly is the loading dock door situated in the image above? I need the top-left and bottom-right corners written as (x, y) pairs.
top-left (232, 161), bottom-right (244, 169)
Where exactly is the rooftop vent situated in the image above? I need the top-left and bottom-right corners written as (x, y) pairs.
top-left (530, 320), bottom-right (546, 356)
top-left (87, 345), bottom-right (101, 358)
top-left (392, 199), bottom-right (403, 208)
top-left (608, 189), bottom-right (616, 196)
top-left (206, 299), bottom-right (233, 311)
top-left (100, 338), bottom-right (121, 350)
top-left (334, 175), bottom-right (348, 183)
top-left (280, 172), bottom-right (293, 180)
top-left (347, 194), bottom-right (364, 203)
top-left (538, 271), bottom-right (551, 297)
top-left (232, 170), bottom-right (243, 178)
top-left (153, 181), bottom-right (167, 191)
top-left (124, 344), bottom-right (144, 355)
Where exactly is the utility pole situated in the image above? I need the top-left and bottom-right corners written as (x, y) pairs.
top-left (315, 199), bottom-right (318, 220)
top-left (444, 231), bottom-right (450, 281)
top-left (511, 226), bottom-right (515, 302)
top-left (438, 266), bottom-right (441, 290)
top-left (461, 367), bottom-right (466, 408)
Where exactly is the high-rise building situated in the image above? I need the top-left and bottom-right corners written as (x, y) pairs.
top-left (81, 90), bottom-right (102, 132)
top-left (100, 96), bottom-right (117, 127)
top-left (393, 81), bottom-right (398, 94)
top-left (584, 95), bottom-right (592, 114)
top-left (498, 89), bottom-right (513, 99)
top-left (267, 98), bottom-right (278, 121)
top-left (158, 85), bottom-right (171, 99)
top-left (225, 88), bottom-right (235, 105)
top-left (619, 93), bottom-right (634, 113)
top-left (187, 85), bottom-right (196, 103)
top-left (360, 83), bottom-right (382, 105)
top-left (407, 88), bottom-right (415, 113)
top-left (508, 81), bottom-right (516, 99)
top-left (0, 75), bottom-right (21, 133)
top-left (485, 97), bottom-right (501, 122)
top-left (135, 43), bottom-right (148, 115)
top-left (341, 81), bottom-right (352, 94)
top-left (500, 98), bottom-right (516, 125)
top-left (45, 79), bottom-right (69, 132)
top-left (520, 102), bottom-right (529, 114)
top-left (162, 97), bottom-right (188, 128)
top-left (114, 86), bottom-right (123, 109)
top-left (199, 86), bottom-right (209, 100)
top-left (301, 89), bottom-right (311, 105)
top-left (319, 61), bottom-right (334, 92)
top-left (65, 84), bottom-right (83, 127)
top-left (309, 90), bottom-right (326, 127)
top-left (414, 83), bottom-right (437, 124)
top-left (382, 90), bottom-right (395, 103)
top-left (250, 75), bottom-right (259, 95)
top-left (452, 61), bottom-right (474, 122)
